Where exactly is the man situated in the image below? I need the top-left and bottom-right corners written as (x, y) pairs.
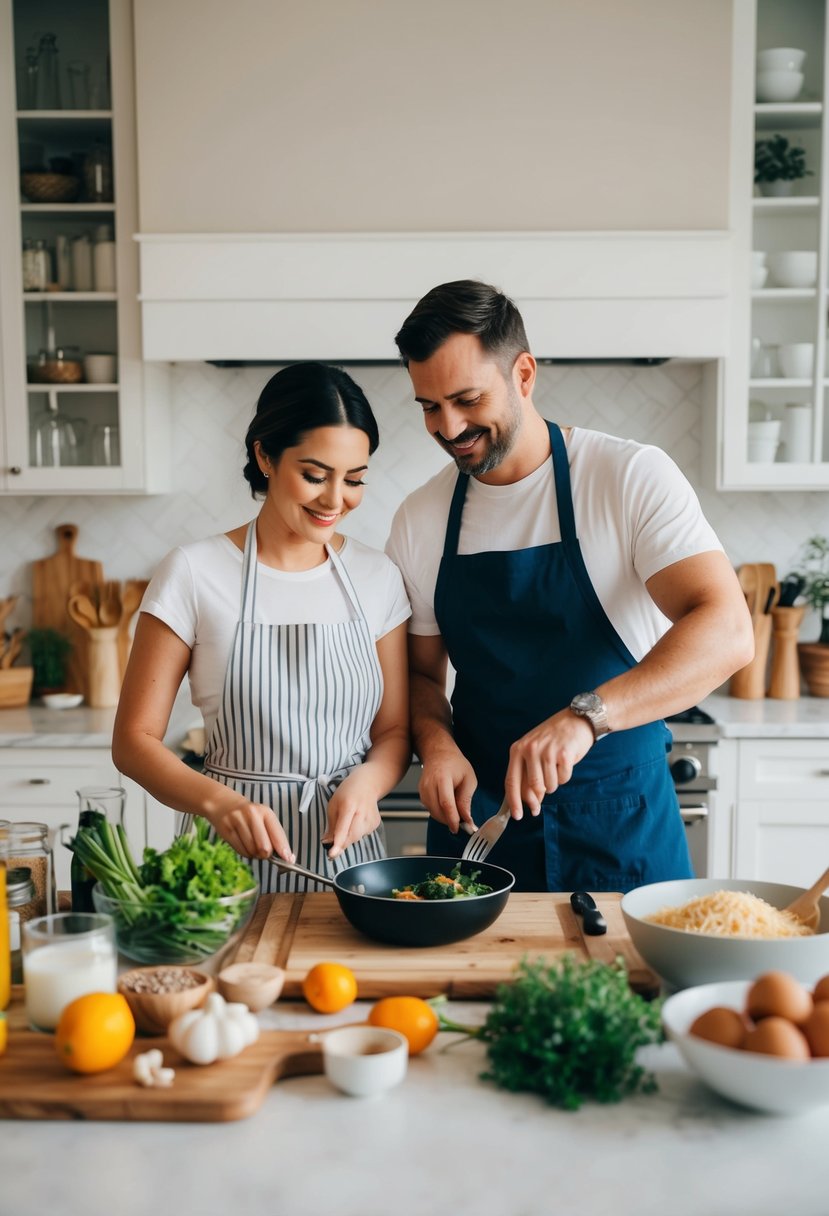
top-left (386, 280), bottom-right (753, 892)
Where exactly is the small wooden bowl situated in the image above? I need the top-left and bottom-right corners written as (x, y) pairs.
top-left (118, 966), bottom-right (213, 1036)
top-left (217, 962), bottom-right (285, 1012)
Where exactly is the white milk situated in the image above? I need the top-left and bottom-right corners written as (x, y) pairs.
top-left (23, 941), bottom-right (117, 1030)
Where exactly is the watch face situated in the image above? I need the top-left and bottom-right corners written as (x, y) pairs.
top-left (572, 692), bottom-right (602, 714)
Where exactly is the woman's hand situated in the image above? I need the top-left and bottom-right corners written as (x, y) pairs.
top-left (418, 744), bottom-right (477, 834)
top-left (323, 770), bottom-right (382, 859)
top-left (205, 800), bottom-right (295, 862)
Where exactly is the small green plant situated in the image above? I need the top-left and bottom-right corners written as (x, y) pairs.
top-left (754, 134), bottom-right (812, 183)
top-left (27, 627), bottom-right (72, 691)
top-left (795, 535), bottom-right (829, 644)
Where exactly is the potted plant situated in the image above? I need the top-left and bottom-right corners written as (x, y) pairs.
top-left (795, 535), bottom-right (829, 696)
top-left (26, 627), bottom-right (73, 696)
top-left (754, 134), bottom-right (812, 197)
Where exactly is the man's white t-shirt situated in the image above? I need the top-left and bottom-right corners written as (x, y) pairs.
top-left (142, 533), bottom-right (411, 740)
top-left (385, 427), bottom-right (723, 662)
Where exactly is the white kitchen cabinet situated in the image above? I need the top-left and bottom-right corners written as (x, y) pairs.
top-left (717, 0), bottom-right (829, 489)
top-left (0, 0), bottom-right (170, 494)
top-left (0, 748), bottom-right (174, 891)
top-left (731, 737), bottom-right (829, 883)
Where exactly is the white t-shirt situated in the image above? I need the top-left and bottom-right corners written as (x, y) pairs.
top-left (141, 533), bottom-right (411, 739)
top-left (385, 427), bottom-right (723, 661)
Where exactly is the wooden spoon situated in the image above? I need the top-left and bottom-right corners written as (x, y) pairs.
top-left (737, 564), bottom-right (758, 616)
top-left (784, 863), bottom-right (829, 932)
top-left (0, 628), bottom-right (24, 669)
top-left (67, 593), bottom-right (99, 632)
top-left (98, 580), bottom-right (122, 627)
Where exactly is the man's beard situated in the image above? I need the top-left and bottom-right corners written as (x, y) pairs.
top-left (440, 391), bottom-right (522, 476)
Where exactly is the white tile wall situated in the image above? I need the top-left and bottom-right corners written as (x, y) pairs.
top-left (2, 360), bottom-right (829, 637)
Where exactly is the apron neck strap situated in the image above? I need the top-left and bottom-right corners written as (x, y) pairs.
top-left (548, 421), bottom-right (577, 548)
top-left (240, 522), bottom-right (368, 623)
top-left (443, 472), bottom-right (470, 558)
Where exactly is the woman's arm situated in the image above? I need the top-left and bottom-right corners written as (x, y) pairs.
top-left (324, 620), bottom-right (411, 858)
top-left (112, 613), bottom-right (295, 861)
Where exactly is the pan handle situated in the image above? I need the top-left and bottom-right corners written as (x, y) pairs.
top-left (265, 855), bottom-right (336, 889)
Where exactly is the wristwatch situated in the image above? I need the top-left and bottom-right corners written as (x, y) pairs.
top-left (569, 691), bottom-right (611, 742)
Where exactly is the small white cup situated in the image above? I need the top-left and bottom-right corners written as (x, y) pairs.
top-left (777, 342), bottom-right (814, 379)
top-left (321, 1025), bottom-right (408, 1097)
top-left (752, 250), bottom-right (767, 266)
top-left (83, 353), bottom-right (117, 384)
top-left (751, 265), bottom-right (768, 290)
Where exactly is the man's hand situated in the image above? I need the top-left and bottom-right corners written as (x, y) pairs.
top-left (418, 744), bottom-right (478, 834)
top-left (504, 708), bottom-right (595, 816)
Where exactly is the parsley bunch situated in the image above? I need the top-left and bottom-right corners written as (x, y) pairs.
top-left (435, 954), bottom-right (663, 1110)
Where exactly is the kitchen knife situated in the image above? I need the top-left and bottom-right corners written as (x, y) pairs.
top-left (570, 890), bottom-right (607, 936)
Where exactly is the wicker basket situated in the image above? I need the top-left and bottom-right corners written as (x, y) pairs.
top-left (20, 172), bottom-right (80, 203)
top-left (0, 667), bottom-right (34, 708)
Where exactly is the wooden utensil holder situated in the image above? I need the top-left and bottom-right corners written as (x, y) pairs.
top-left (730, 612), bottom-right (772, 699)
top-left (86, 626), bottom-right (121, 708)
top-left (768, 605), bottom-right (807, 700)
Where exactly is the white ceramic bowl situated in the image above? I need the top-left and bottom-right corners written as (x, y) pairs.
top-left (747, 438), bottom-right (779, 462)
top-left (756, 69), bottom-right (804, 102)
top-left (662, 980), bottom-right (829, 1115)
top-left (757, 47), bottom-right (806, 73)
top-left (778, 341), bottom-right (815, 379)
top-left (41, 693), bottom-right (84, 710)
top-left (751, 265), bottom-right (768, 290)
top-left (621, 878), bottom-right (829, 990)
top-left (748, 419), bottom-right (782, 444)
top-left (766, 250), bottom-right (818, 288)
top-left (752, 250), bottom-right (767, 265)
top-left (320, 1025), bottom-right (408, 1098)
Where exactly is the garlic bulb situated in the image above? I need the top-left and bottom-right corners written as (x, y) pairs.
top-left (168, 992), bottom-right (259, 1065)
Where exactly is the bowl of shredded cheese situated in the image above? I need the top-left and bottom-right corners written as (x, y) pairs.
top-left (621, 879), bottom-right (829, 990)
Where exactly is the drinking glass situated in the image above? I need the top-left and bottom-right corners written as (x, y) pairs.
top-left (66, 60), bottom-right (90, 109)
top-left (91, 424), bottom-right (120, 466)
top-left (22, 912), bottom-right (116, 1031)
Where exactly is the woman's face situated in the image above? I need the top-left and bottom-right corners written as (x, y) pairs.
top-left (257, 425), bottom-right (370, 541)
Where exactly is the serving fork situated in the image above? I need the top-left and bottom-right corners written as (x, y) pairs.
top-left (460, 797), bottom-right (510, 864)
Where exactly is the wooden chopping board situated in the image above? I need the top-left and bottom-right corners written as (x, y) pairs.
top-left (31, 524), bottom-right (103, 698)
top-left (229, 892), bottom-right (658, 998)
top-left (0, 994), bottom-right (324, 1123)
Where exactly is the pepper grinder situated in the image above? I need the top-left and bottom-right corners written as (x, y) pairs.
top-left (768, 605), bottom-right (807, 699)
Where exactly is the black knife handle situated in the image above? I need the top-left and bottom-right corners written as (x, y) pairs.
top-left (570, 890), bottom-right (607, 935)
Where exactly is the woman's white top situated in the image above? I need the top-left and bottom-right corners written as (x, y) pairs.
top-left (142, 532), bottom-right (411, 738)
top-left (386, 426), bottom-right (723, 661)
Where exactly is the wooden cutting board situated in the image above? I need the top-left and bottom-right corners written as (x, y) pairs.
top-left (31, 524), bottom-right (103, 698)
top-left (229, 892), bottom-right (658, 998)
top-left (0, 995), bottom-right (324, 1123)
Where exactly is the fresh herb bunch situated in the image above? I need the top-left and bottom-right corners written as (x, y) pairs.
top-left (68, 818), bottom-right (256, 962)
top-left (434, 954), bottom-right (663, 1110)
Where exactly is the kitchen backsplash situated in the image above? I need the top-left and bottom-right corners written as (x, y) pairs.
top-left (2, 360), bottom-right (829, 634)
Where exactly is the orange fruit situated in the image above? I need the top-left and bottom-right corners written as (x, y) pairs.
top-left (302, 962), bottom-right (358, 1014)
top-left (367, 996), bottom-right (439, 1055)
top-left (55, 992), bottom-right (135, 1074)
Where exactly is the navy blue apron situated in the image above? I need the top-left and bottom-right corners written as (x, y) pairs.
top-left (429, 420), bottom-right (692, 893)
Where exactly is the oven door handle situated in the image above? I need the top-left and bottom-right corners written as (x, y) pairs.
top-left (680, 805), bottom-right (709, 823)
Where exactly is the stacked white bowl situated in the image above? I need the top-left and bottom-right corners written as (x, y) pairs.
top-left (747, 418), bottom-right (782, 462)
top-left (778, 341), bottom-right (814, 379)
top-left (756, 47), bottom-right (806, 101)
top-left (751, 250), bottom-right (768, 290)
top-left (766, 250), bottom-right (817, 287)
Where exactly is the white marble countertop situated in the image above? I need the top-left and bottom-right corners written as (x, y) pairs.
top-left (0, 998), bottom-right (825, 1216)
top-left (701, 691), bottom-right (829, 737)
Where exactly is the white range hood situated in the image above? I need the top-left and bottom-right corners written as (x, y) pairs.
top-left (136, 231), bottom-right (732, 363)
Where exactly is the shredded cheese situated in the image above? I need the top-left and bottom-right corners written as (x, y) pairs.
top-left (645, 890), bottom-right (814, 939)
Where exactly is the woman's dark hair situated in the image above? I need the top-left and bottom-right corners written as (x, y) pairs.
top-left (394, 280), bottom-right (530, 369)
top-left (243, 362), bottom-right (379, 497)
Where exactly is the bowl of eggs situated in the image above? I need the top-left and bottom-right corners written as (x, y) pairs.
top-left (662, 971), bottom-right (829, 1115)
top-left (621, 878), bottom-right (829, 990)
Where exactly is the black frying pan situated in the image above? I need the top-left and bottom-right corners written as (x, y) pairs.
top-left (269, 855), bottom-right (515, 947)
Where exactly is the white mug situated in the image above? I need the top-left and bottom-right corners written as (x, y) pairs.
top-left (781, 403), bottom-right (813, 462)
top-left (777, 342), bottom-right (814, 380)
top-left (83, 353), bottom-right (117, 384)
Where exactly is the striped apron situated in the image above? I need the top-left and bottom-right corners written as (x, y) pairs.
top-left (189, 521), bottom-right (386, 892)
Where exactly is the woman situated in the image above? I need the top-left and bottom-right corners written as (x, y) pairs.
top-left (112, 363), bottom-right (412, 891)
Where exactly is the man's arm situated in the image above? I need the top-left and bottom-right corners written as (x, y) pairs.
top-left (408, 633), bottom-right (477, 833)
top-left (504, 550), bottom-right (754, 815)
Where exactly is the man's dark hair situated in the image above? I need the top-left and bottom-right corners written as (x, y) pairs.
top-left (394, 280), bottom-right (530, 369)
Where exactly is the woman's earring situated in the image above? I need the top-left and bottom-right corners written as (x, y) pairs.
top-left (263, 471), bottom-right (269, 479)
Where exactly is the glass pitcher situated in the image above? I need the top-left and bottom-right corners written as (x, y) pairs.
top-left (36, 33), bottom-right (62, 109)
top-left (32, 399), bottom-right (82, 467)
top-left (70, 787), bottom-right (127, 913)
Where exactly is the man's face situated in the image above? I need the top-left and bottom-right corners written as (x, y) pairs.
top-left (407, 332), bottom-right (523, 476)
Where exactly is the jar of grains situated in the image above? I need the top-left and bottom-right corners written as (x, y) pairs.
top-left (7, 867), bottom-right (37, 983)
top-left (7, 822), bottom-right (59, 918)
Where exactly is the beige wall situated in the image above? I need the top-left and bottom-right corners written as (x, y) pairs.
top-left (133, 0), bottom-right (732, 233)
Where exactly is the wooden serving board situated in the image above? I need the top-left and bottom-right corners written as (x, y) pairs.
top-left (229, 892), bottom-right (658, 999)
top-left (31, 523), bottom-right (103, 698)
top-left (0, 996), bottom-right (323, 1123)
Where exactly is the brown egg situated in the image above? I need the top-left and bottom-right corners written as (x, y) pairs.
top-left (803, 1003), bottom-right (829, 1057)
top-left (746, 971), bottom-right (813, 1025)
top-left (742, 1016), bottom-right (811, 1060)
top-left (812, 974), bottom-right (829, 1004)
top-left (689, 1006), bottom-right (749, 1050)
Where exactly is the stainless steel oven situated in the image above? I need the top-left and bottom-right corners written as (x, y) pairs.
top-left (381, 708), bottom-right (717, 876)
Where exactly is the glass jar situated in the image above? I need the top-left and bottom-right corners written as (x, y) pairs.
top-left (71, 788), bottom-right (126, 912)
top-left (36, 33), bottom-right (62, 110)
top-left (0, 821), bottom-right (9, 1010)
top-left (7, 867), bottom-right (37, 984)
top-left (83, 142), bottom-right (113, 203)
top-left (6, 822), bottom-right (59, 918)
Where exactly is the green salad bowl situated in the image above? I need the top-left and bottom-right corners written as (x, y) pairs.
top-left (92, 881), bottom-right (259, 965)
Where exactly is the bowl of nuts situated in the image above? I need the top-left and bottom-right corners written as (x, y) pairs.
top-left (117, 966), bottom-right (213, 1036)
